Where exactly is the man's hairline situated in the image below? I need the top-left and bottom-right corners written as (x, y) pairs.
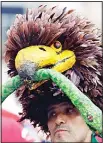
top-left (47, 101), bottom-right (74, 113)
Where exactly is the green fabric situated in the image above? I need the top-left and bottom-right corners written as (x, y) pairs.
top-left (33, 69), bottom-right (102, 134)
top-left (2, 69), bottom-right (102, 135)
top-left (2, 75), bottom-right (23, 102)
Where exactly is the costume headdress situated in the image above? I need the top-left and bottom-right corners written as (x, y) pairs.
top-left (2, 6), bottom-right (102, 135)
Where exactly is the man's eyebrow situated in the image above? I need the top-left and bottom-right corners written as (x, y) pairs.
top-left (47, 102), bottom-right (73, 112)
top-left (48, 106), bottom-right (55, 113)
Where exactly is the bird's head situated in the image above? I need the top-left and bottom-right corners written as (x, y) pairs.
top-left (15, 41), bottom-right (76, 80)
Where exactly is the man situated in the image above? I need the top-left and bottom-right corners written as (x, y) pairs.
top-left (17, 81), bottom-right (102, 143)
top-left (47, 102), bottom-right (92, 142)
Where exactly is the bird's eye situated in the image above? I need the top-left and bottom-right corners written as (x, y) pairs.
top-left (54, 41), bottom-right (61, 49)
top-left (50, 41), bottom-right (62, 53)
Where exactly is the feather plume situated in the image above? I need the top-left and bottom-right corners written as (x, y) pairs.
top-left (4, 6), bottom-right (102, 110)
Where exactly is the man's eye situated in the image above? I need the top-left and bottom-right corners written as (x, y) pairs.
top-left (65, 108), bottom-right (73, 114)
top-left (48, 112), bottom-right (56, 119)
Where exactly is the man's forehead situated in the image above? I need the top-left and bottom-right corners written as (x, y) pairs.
top-left (48, 102), bottom-right (73, 111)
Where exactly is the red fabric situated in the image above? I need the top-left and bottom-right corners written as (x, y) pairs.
top-left (2, 109), bottom-right (29, 142)
top-left (96, 136), bottom-right (102, 143)
top-left (2, 109), bottom-right (19, 120)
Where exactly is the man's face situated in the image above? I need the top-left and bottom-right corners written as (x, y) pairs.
top-left (47, 102), bottom-right (91, 142)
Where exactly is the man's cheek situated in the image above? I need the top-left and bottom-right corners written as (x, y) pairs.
top-left (48, 124), bottom-right (54, 135)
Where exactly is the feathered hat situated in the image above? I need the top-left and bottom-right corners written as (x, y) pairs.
top-left (2, 5), bottom-right (103, 136)
top-left (4, 6), bottom-right (102, 110)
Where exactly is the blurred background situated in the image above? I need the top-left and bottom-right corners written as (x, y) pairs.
top-left (1, 1), bottom-right (102, 142)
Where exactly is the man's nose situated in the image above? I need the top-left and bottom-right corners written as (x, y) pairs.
top-left (55, 113), bottom-right (67, 126)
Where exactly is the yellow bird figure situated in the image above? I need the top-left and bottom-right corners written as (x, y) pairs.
top-left (4, 6), bottom-right (102, 114)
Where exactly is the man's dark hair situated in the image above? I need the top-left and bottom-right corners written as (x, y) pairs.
top-left (17, 80), bottom-right (74, 133)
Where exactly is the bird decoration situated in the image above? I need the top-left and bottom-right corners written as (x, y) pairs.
top-left (2, 5), bottom-right (102, 134)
